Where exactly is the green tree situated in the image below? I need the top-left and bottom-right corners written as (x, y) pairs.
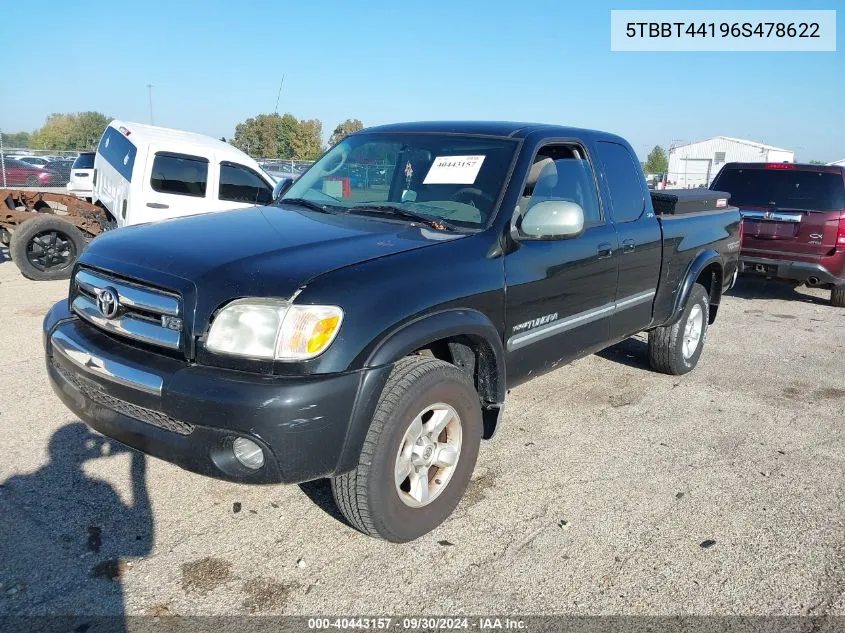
top-left (644, 145), bottom-right (668, 174)
top-left (231, 112), bottom-right (302, 158)
top-left (30, 112), bottom-right (110, 150)
top-left (1, 131), bottom-right (32, 148)
top-left (328, 118), bottom-right (363, 146)
top-left (808, 160), bottom-right (826, 165)
top-left (291, 119), bottom-right (324, 159)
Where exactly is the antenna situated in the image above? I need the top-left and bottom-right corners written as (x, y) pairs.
top-left (274, 75), bottom-right (285, 114)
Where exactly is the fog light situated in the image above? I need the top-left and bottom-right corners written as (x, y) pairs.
top-left (232, 437), bottom-right (265, 470)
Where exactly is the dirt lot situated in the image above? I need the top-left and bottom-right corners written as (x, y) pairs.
top-left (0, 251), bottom-right (843, 618)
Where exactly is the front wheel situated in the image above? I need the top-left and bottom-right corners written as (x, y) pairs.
top-left (9, 215), bottom-right (85, 281)
top-left (331, 356), bottom-right (482, 542)
top-left (832, 286), bottom-right (845, 308)
top-left (648, 283), bottom-right (710, 375)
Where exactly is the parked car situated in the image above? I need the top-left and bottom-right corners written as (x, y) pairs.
top-left (42, 159), bottom-right (74, 185)
top-left (15, 155), bottom-right (51, 169)
top-left (94, 120), bottom-right (277, 226)
top-left (1, 158), bottom-right (64, 186)
top-left (711, 162), bottom-right (845, 307)
top-left (43, 121), bottom-right (740, 542)
top-left (66, 151), bottom-right (95, 200)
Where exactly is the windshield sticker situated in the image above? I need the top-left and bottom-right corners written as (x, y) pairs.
top-left (423, 155), bottom-right (485, 185)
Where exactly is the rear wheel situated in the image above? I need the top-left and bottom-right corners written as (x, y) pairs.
top-left (648, 283), bottom-right (710, 375)
top-left (9, 215), bottom-right (85, 281)
top-left (832, 286), bottom-right (845, 308)
top-left (331, 356), bottom-right (482, 542)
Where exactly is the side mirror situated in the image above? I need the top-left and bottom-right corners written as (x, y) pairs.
top-left (272, 177), bottom-right (293, 201)
top-left (518, 200), bottom-right (585, 240)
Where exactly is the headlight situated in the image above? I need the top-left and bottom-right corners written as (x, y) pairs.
top-left (206, 298), bottom-right (343, 361)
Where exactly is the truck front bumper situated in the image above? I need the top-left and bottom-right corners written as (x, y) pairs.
top-left (43, 301), bottom-right (390, 484)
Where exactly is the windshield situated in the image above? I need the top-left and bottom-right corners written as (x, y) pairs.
top-left (712, 167), bottom-right (845, 212)
top-left (73, 153), bottom-right (95, 169)
top-left (281, 133), bottom-right (519, 227)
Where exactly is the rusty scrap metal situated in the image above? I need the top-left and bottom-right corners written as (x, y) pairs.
top-left (0, 189), bottom-right (109, 236)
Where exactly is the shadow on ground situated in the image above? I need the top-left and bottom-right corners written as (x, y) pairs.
top-left (728, 276), bottom-right (830, 305)
top-left (0, 423), bottom-right (153, 632)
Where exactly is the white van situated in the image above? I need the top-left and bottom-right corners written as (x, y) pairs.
top-left (94, 120), bottom-right (276, 227)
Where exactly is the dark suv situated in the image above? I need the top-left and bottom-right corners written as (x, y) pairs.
top-left (711, 162), bottom-right (845, 307)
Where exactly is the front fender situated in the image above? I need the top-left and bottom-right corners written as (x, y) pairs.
top-left (334, 309), bottom-right (507, 473)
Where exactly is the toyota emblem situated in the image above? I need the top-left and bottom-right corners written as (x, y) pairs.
top-left (96, 287), bottom-right (120, 319)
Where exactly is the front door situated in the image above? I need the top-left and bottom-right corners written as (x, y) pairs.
top-left (504, 147), bottom-right (619, 386)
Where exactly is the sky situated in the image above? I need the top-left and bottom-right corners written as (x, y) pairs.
top-left (2, 0), bottom-right (842, 161)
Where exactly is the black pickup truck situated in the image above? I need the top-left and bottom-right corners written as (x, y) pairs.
top-left (43, 122), bottom-right (740, 542)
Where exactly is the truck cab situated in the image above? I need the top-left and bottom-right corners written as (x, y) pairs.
top-left (94, 120), bottom-right (276, 227)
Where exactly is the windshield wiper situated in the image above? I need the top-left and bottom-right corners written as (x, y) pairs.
top-left (279, 198), bottom-right (341, 214)
top-left (349, 204), bottom-right (455, 231)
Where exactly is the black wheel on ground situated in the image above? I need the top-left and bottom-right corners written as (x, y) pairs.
top-left (25, 175), bottom-right (39, 187)
top-left (648, 283), bottom-right (710, 375)
top-left (832, 286), bottom-right (845, 308)
top-left (0, 227), bottom-right (9, 246)
top-left (9, 215), bottom-right (85, 281)
top-left (331, 355), bottom-right (482, 542)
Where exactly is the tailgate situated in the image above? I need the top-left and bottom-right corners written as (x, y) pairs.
top-left (741, 207), bottom-right (841, 257)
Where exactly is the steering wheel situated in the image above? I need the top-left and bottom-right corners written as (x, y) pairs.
top-left (450, 187), bottom-right (494, 207)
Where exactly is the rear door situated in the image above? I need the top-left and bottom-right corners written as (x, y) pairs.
top-left (595, 141), bottom-right (662, 339)
top-left (140, 148), bottom-right (211, 223)
top-left (711, 164), bottom-right (845, 258)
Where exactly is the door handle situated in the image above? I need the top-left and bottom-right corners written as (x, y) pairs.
top-left (597, 243), bottom-right (613, 259)
top-left (621, 239), bottom-right (636, 253)
top-left (146, 202), bottom-right (169, 209)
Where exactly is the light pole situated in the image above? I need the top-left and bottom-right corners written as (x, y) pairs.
top-left (0, 128), bottom-right (6, 187)
top-left (147, 84), bottom-right (154, 125)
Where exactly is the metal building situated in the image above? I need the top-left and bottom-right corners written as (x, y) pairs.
top-left (667, 136), bottom-right (795, 188)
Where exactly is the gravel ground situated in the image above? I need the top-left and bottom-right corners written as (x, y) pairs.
top-left (0, 252), bottom-right (843, 618)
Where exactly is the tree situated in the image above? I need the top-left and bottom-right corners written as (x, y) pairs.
top-left (30, 112), bottom-right (110, 150)
top-left (328, 118), bottom-right (363, 147)
top-left (808, 160), bottom-right (826, 165)
top-left (291, 119), bottom-right (323, 160)
top-left (231, 113), bottom-right (324, 159)
top-left (644, 145), bottom-right (668, 174)
top-left (1, 131), bottom-right (32, 148)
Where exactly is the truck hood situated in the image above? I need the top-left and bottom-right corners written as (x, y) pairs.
top-left (80, 204), bottom-right (464, 329)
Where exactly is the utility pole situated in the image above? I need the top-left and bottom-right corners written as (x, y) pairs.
top-left (0, 128), bottom-right (6, 188)
top-left (274, 75), bottom-right (285, 114)
top-left (147, 84), bottom-right (155, 125)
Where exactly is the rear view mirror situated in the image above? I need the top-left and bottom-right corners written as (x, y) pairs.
top-left (272, 177), bottom-right (293, 201)
top-left (519, 200), bottom-right (585, 239)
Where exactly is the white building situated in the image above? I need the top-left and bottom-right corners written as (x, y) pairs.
top-left (667, 136), bottom-right (795, 188)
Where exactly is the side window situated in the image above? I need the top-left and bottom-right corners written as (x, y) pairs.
top-left (219, 163), bottom-right (273, 205)
top-left (150, 153), bottom-right (208, 197)
top-left (596, 141), bottom-right (645, 223)
top-left (523, 145), bottom-right (602, 227)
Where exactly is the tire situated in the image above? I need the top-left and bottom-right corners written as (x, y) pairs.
top-left (0, 227), bottom-right (9, 247)
top-left (9, 215), bottom-right (85, 281)
top-left (648, 283), bottom-right (710, 375)
top-left (331, 356), bottom-right (482, 542)
top-left (832, 286), bottom-right (845, 308)
top-left (25, 175), bottom-right (39, 187)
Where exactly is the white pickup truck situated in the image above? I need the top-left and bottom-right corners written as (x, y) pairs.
top-left (4, 120), bottom-right (277, 280)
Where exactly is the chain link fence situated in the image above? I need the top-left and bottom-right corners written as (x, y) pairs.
top-left (0, 142), bottom-right (90, 188)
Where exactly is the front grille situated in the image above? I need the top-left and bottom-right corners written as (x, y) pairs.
top-left (71, 268), bottom-right (184, 353)
top-left (52, 357), bottom-right (194, 436)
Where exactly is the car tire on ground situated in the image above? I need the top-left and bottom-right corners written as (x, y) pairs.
top-left (648, 283), bottom-right (710, 376)
top-left (832, 286), bottom-right (845, 308)
top-left (9, 215), bottom-right (85, 281)
top-left (331, 355), bottom-right (482, 542)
